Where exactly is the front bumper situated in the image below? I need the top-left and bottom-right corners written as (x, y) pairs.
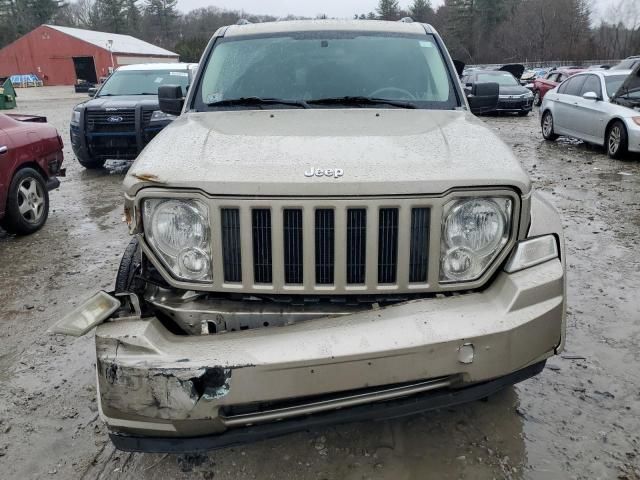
top-left (626, 120), bottom-right (640, 153)
top-left (495, 97), bottom-right (533, 112)
top-left (95, 258), bottom-right (565, 446)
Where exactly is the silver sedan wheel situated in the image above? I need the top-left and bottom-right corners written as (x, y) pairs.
top-left (17, 177), bottom-right (45, 224)
top-left (608, 126), bottom-right (622, 155)
top-left (542, 113), bottom-right (553, 137)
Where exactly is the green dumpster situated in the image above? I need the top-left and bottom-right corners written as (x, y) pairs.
top-left (0, 78), bottom-right (17, 110)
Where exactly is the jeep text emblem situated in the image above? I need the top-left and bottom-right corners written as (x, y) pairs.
top-left (107, 116), bottom-right (123, 123)
top-left (305, 167), bottom-right (344, 179)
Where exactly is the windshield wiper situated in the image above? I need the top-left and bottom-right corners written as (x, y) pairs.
top-left (307, 96), bottom-right (417, 109)
top-left (207, 97), bottom-right (309, 109)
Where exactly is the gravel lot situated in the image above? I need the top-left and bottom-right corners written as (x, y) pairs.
top-left (0, 87), bottom-right (639, 480)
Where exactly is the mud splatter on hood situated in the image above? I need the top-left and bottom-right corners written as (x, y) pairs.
top-left (125, 109), bottom-right (531, 196)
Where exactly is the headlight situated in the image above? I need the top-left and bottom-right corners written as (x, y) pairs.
top-left (71, 110), bottom-right (81, 124)
top-left (150, 110), bottom-right (177, 122)
top-left (143, 199), bottom-right (211, 282)
top-left (524, 91), bottom-right (533, 98)
top-left (440, 197), bottom-right (512, 282)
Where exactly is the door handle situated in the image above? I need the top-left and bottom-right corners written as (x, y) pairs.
top-left (0, 146), bottom-right (7, 154)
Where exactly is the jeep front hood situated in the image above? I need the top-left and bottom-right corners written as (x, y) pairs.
top-left (125, 109), bottom-right (531, 197)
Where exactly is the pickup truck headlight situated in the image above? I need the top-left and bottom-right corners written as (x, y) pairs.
top-left (71, 109), bottom-right (81, 124)
top-left (440, 197), bottom-right (512, 282)
top-left (150, 110), bottom-right (177, 122)
top-left (142, 199), bottom-right (212, 282)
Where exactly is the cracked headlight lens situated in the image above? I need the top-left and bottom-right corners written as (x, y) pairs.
top-left (440, 197), bottom-right (512, 282)
top-left (143, 199), bottom-right (211, 282)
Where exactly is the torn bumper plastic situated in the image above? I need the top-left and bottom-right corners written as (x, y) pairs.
top-left (94, 258), bottom-right (565, 444)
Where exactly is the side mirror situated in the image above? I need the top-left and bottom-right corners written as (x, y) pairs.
top-left (467, 82), bottom-right (499, 115)
top-left (88, 87), bottom-right (97, 98)
top-left (158, 85), bottom-right (184, 116)
top-left (583, 91), bottom-right (599, 101)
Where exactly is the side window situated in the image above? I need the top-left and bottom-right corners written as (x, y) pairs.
top-left (563, 75), bottom-right (587, 96)
top-left (557, 78), bottom-right (570, 94)
top-left (580, 75), bottom-right (602, 98)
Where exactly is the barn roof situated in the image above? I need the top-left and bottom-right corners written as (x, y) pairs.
top-left (45, 25), bottom-right (178, 57)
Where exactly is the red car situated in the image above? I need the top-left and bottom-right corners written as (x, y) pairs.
top-left (533, 68), bottom-right (585, 106)
top-left (0, 114), bottom-right (64, 234)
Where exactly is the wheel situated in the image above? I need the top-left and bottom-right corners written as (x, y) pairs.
top-left (518, 110), bottom-right (530, 117)
top-left (115, 236), bottom-right (143, 294)
top-left (77, 155), bottom-right (106, 169)
top-left (541, 111), bottom-right (559, 141)
top-left (606, 121), bottom-right (628, 159)
top-left (1, 168), bottom-right (49, 234)
top-left (533, 90), bottom-right (542, 106)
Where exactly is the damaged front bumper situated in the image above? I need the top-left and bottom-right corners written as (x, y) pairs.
top-left (93, 257), bottom-right (564, 450)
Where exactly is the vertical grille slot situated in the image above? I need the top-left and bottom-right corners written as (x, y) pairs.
top-left (315, 209), bottom-right (335, 285)
top-left (346, 209), bottom-right (367, 284)
top-left (378, 208), bottom-right (399, 284)
top-left (221, 209), bottom-right (242, 283)
top-left (283, 209), bottom-right (303, 284)
top-left (252, 209), bottom-right (272, 284)
top-left (409, 208), bottom-right (430, 283)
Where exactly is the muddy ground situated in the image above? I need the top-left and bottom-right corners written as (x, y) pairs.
top-left (0, 87), bottom-right (639, 480)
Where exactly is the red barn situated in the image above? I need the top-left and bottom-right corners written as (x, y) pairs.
top-left (0, 25), bottom-right (179, 86)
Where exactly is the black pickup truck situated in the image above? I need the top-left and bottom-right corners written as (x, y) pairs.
top-left (70, 63), bottom-right (196, 169)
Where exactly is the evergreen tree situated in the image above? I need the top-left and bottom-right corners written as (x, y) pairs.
top-left (409, 0), bottom-right (434, 23)
top-left (124, 0), bottom-right (139, 33)
top-left (26, 0), bottom-right (64, 25)
top-left (96, 0), bottom-right (126, 33)
top-left (144, 0), bottom-right (177, 46)
top-left (376, 0), bottom-right (400, 20)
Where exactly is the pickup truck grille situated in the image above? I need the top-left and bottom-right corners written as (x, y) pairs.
top-left (86, 109), bottom-right (136, 133)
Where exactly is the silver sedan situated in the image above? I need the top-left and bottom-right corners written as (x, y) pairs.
top-left (540, 68), bottom-right (640, 158)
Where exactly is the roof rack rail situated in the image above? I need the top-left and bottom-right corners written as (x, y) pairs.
top-left (236, 19), bottom-right (252, 25)
top-left (399, 17), bottom-right (414, 23)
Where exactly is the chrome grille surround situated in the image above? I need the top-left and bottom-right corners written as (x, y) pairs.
top-left (135, 189), bottom-right (522, 295)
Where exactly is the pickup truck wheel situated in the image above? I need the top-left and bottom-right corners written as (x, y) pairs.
top-left (533, 90), bottom-right (541, 106)
top-left (115, 237), bottom-right (143, 294)
top-left (2, 168), bottom-right (49, 235)
top-left (77, 156), bottom-right (106, 169)
top-left (541, 111), bottom-right (559, 141)
top-left (606, 121), bottom-right (628, 159)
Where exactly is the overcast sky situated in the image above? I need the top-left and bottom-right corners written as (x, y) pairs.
top-left (176, 0), bottom-right (616, 21)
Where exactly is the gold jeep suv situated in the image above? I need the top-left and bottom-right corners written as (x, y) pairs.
top-left (53, 19), bottom-right (566, 453)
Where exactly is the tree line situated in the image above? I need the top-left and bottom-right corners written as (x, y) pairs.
top-left (0, 0), bottom-right (638, 64)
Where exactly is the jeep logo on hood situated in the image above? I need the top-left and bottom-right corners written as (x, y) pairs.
top-left (305, 168), bottom-right (344, 178)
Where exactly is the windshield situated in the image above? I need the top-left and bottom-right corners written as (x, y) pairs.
top-left (476, 72), bottom-right (519, 86)
top-left (605, 75), bottom-right (629, 97)
top-left (98, 69), bottom-right (190, 97)
top-left (196, 32), bottom-right (458, 109)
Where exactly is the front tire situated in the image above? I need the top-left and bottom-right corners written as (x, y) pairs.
top-left (77, 155), bottom-right (106, 169)
top-left (533, 90), bottom-right (542, 107)
top-left (541, 111), bottom-right (559, 141)
top-left (606, 121), bottom-right (628, 159)
top-left (1, 168), bottom-right (49, 235)
top-left (115, 237), bottom-right (143, 294)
